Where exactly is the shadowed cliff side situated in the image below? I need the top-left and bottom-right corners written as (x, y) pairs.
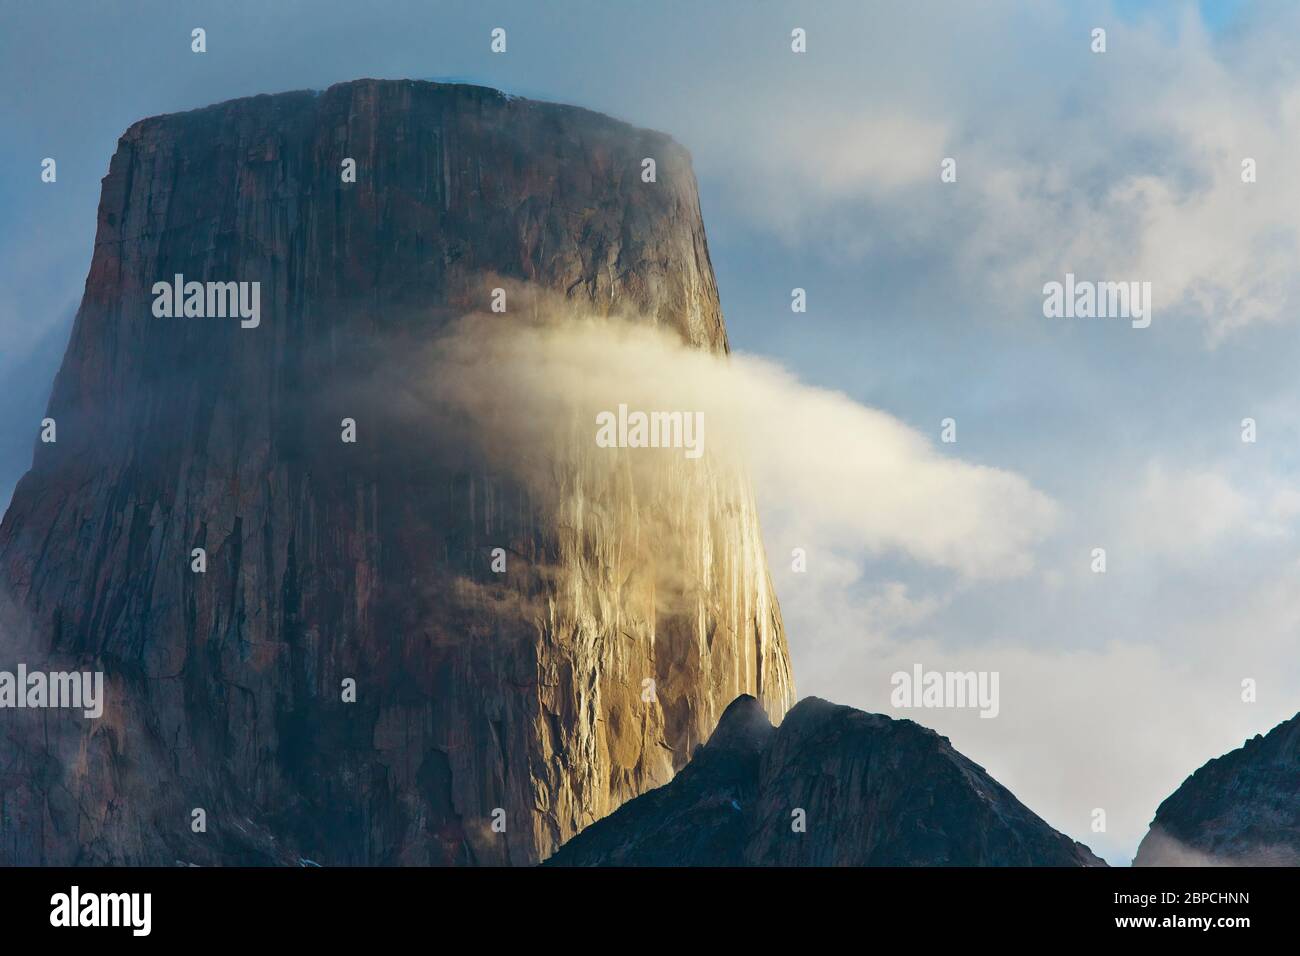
top-left (1134, 712), bottom-right (1299, 866)
top-left (0, 79), bottom-right (794, 865)
top-left (546, 695), bottom-right (1106, 866)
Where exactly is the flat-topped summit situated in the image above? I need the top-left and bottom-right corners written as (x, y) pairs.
top-left (0, 80), bottom-right (792, 865)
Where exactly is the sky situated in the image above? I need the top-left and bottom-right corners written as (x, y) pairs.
top-left (2, 0), bottom-right (1298, 864)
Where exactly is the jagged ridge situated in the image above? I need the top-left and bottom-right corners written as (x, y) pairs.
top-left (1134, 712), bottom-right (1300, 866)
top-left (546, 695), bottom-right (1105, 866)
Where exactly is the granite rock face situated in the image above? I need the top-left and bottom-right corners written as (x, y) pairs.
top-left (546, 695), bottom-right (1105, 866)
top-left (0, 79), bottom-right (794, 865)
top-left (1134, 713), bottom-right (1300, 866)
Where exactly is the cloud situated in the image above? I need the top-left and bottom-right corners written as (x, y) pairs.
top-left (773, 543), bottom-right (1300, 865)
top-left (1124, 463), bottom-right (1252, 558)
top-left (668, 2), bottom-right (1300, 340)
top-left (1138, 827), bottom-right (1300, 867)
top-left (1077, 458), bottom-right (1300, 576)
top-left (314, 299), bottom-right (1300, 866)
top-left (413, 306), bottom-right (1058, 583)
top-left (4, 0), bottom-right (1300, 868)
top-left (735, 354), bottom-right (1059, 578)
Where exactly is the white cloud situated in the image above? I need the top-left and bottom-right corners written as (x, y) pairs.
top-left (412, 306), bottom-right (1300, 865)
top-left (5, 0), bottom-right (1300, 869)
top-left (1125, 463), bottom-right (1251, 558)
top-left (774, 544), bottom-right (1300, 864)
top-left (670, 2), bottom-right (1300, 339)
top-left (1087, 459), bottom-right (1300, 571)
top-left (420, 311), bottom-right (1059, 583)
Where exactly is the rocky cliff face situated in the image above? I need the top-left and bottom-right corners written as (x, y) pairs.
top-left (1134, 713), bottom-right (1299, 866)
top-left (546, 695), bottom-right (1105, 866)
top-left (0, 79), bottom-right (794, 865)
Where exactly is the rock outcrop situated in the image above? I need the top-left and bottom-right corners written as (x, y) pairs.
top-left (546, 695), bottom-right (1105, 866)
top-left (0, 79), bottom-right (794, 865)
top-left (1134, 713), bottom-right (1300, 866)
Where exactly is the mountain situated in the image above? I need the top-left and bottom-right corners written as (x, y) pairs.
top-left (1134, 712), bottom-right (1300, 866)
top-left (545, 695), bottom-right (1105, 866)
top-left (0, 79), bottom-right (794, 865)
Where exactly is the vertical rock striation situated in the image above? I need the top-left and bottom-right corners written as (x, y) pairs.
top-left (0, 79), bottom-right (794, 865)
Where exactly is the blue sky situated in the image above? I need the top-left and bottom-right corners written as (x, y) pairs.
top-left (2, 0), bottom-right (1298, 864)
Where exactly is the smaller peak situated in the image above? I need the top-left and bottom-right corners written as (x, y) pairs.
top-left (779, 696), bottom-right (949, 749)
top-left (785, 695), bottom-right (844, 718)
top-left (704, 695), bottom-right (774, 755)
top-left (783, 695), bottom-right (885, 730)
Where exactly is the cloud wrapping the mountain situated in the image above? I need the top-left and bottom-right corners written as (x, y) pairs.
top-left (420, 311), bottom-right (1058, 583)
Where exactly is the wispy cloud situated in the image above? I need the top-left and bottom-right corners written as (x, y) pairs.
top-left (416, 308), bottom-right (1058, 583)
top-left (669, 2), bottom-right (1300, 341)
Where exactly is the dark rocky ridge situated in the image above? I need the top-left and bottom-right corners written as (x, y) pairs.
top-left (1134, 712), bottom-right (1300, 866)
top-left (0, 79), bottom-right (794, 865)
top-left (546, 695), bottom-right (1105, 866)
